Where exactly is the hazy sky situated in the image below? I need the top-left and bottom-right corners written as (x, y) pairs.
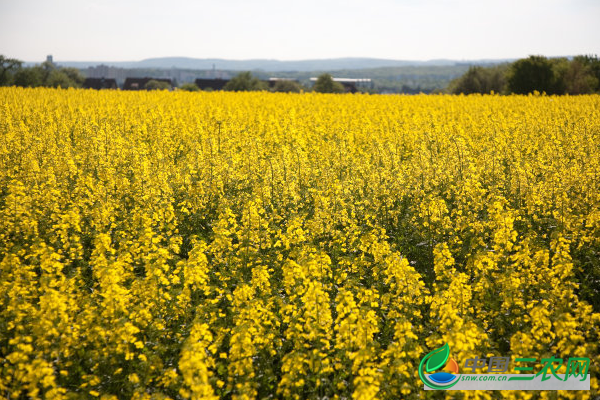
top-left (1, 0), bottom-right (599, 62)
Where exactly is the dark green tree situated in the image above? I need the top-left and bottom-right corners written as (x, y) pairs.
top-left (13, 66), bottom-right (44, 87)
top-left (47, 70), bottom-right (73, 88)
top-left (179, 83), bottom-right (199, 92)
top-left (224, 72), bottom-right (267, 91)
top-left (313, 73), bottom-right (345, 93)
top-left (40, 60), bottom-right (57, 84)
top-left (572, 55), bottom-right (600, 93)
top-left (6, 57), bottom-right (85, 88)
top-left (46, 68), bottom-right (84, 88)
top-left (61, 67), bottom-right (85, 87)
top-left (271, 79), bottom-right (304, 93)
top-left (0, 55), bottom-right (23, 86)
top-left (448, 65), bottom-right (507, 94)
top-left (507, 55), bottom-right (558, 94)
top-left (555, 58), bottom-right (596, 94)
top-left (145, 80), bottom-right (171, 90)
top-left (449, 66), bottom-right (485, 94)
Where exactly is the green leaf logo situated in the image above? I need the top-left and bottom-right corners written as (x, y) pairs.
top-left (419, 343), bottom-right (459, 389)
top-left (425, 343), bottom-right (450, 372)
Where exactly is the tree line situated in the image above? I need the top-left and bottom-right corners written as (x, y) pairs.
top-left (0, 56), bottom-right (347, 94)
top-left (6, 54), bottom-right (598, 95)
top-left (447, 55), bottom-right (600, 95)
top-left (0, 56), bottom-right (85, 88)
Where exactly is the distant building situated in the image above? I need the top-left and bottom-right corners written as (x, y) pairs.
top-left (83, 77), bottom-right (118, 90)
top-left (194, 78), bottom-right (230, 91)
top-left (309, 77), bottom-right (372, 93)
top-left (85, 65), bottom-right (129, 86)
top-left (123, 77), bottom-right (172, 90)
top-left (87, 64), bottom-right (111, 78)
top-left (46, 55), bottom-right (54, 65)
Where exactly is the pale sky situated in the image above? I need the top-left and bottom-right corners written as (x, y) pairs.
top-left (1, 0), bottom-right (599, 62)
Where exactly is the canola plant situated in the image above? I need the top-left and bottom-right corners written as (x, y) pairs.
top-left (0, 87), bottom-right (599, 400)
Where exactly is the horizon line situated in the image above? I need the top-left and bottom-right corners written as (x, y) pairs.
top-left (20, 55), bottom-right (532, 64)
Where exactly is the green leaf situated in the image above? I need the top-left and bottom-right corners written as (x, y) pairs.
top-left (425, 343), bottom-right (450, 372)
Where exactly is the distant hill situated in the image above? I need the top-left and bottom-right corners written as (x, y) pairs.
top-left (45, 57), bottom-right (514, 72)
top-left (20, 56), bottom-right (515, 93)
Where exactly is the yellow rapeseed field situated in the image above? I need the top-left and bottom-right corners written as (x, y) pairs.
top-left (1, 87), bottom-right (599, 399)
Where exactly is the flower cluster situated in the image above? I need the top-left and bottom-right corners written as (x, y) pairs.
top-left (1, 87), bottom-right (599, 399)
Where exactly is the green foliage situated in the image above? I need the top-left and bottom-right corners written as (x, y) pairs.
top-left (561, 56), bottom-right (600, 94)
top-left (179, 82), bottom-right (200, 92)
top-left (47, 70), bottom-right (74, 88)
top-left (224, 72), bottom-right (267, 92)
top-left (313, 73), bottom-right (345, 93)
top-left (144, 79), bottom-right (171, 91)
top-left (40, 61), bottom-right (56, 83)
top-left (449, 55), bottom-right (600, 95)
top-left (580, 55), bottom-right (600, 90)
top-left (448, 65), bottom-right (507, 94)
top-left (60, 67), bottom-right (85, 87)
top-left (271, 79), bottom-right (304, 93)
top-left (47, 68), bottom-right (84, 88)
top-left (9, 59), bottom-right (84, 89)
top-left (507, 55), bottom-right (558, 94)
top-left (13, 66), bottom-right (44, 87)
top-left (0, 55), bottom-right (23, 86)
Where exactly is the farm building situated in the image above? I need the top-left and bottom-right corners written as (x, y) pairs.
top-left (83, 78), bottom-right (118, 90)
top-left (194, 78), bottom-right (230, 91)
